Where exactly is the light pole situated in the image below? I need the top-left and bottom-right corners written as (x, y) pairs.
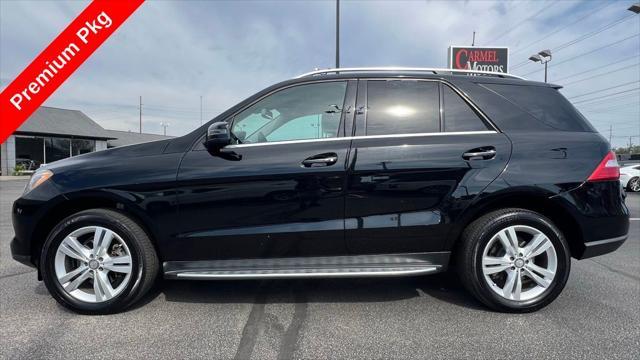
top-left (160, 122), bottom-right (170, 136)
top-left (528, 49), bottom-right (552, 83)
top-left (336, 0), bottom-right (340, 68)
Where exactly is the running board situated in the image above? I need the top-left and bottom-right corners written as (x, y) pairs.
top-left (163, 252), bottom-right (450, 280)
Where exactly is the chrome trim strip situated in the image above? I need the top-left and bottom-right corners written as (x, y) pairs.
top-left (296, 67), bottom-right (525, 80)
top-left (226, 130), bottom-right (497, 148)
top-left (172, 267), bottom-right (440, 280)
top-left (584, 234), bottom-right (628, 247)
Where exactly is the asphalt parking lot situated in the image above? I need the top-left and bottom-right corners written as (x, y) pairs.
top-left (0, 179), bottom-right (638, 360)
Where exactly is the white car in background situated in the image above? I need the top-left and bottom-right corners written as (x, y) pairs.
top-left (620, 164), bottom-right (640, 192)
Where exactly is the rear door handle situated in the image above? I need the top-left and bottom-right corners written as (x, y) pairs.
top-left (463, 148), bottom-right (496, 160)
top-left (302, 153), bottom-right (338, 167)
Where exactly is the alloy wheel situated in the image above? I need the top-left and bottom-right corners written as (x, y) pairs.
top-left (54, 226), bottom-right (133, 303)
top-left (481, 225), bottom-right (557, 302)
top-left (630, 178), bottom-right (640, 192)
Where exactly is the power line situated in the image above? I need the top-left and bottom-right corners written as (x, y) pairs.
top-left (584, 108), bottom-right (640, 116)
top-left (563, 63), bottom-right (640, 86)
top-left (579, 101), bottom-right (640, 111)
top-left (568, 81), bottom-right (639, 99)
top-left (554, 15), bottom-right (636, 52)
top-left (573, 92), bottom-right (640, 106)
top-left (519, 33), bottom-right (640, 77)
top-left (511, 4), bottom-right (627, 70)
top-left (485, 0), bottom-right (558, 45)
top-left (553, 55), bottom-right (640, 82)
top-left (572, 87), bottom-right (640, 104)
top-left (510, 1), bottom-right (615, 57)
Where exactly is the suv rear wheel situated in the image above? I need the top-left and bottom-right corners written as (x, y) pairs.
top-left (457, 208), bottom-right (570, 312)
top-left (40, 209), bottom-right (159, 314)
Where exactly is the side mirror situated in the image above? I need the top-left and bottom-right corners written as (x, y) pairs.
top-left (204, 122), bottom-right (231, 152)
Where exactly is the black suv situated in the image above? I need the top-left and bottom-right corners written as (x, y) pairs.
top-left (11, 68), bottom-right (629, 314)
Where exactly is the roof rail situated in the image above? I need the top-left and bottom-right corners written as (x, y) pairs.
top-left (295, 67), bottom-right (525, 80)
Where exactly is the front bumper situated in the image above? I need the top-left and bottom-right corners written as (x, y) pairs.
top-left (10, 237), bottom-right (35, 267)
top-left (10, 180), bottom-right (65, 269)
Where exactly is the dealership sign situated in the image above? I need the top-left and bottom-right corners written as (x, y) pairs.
top-left (448, 46), bottom-right (509, 73)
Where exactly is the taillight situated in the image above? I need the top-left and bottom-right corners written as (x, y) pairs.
top-left (587, 151), bottom-right (620, 182)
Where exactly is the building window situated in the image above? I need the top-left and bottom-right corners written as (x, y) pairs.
top-left (15, 136), bottom-right (97, 168)
top-left (15, 137), bottom-right (45, 166)
top-left (72, 139), bottom-right (95, 156)
top-left (45, 138), bottom-right (71, 163)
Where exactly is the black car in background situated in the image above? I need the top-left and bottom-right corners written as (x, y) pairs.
top-left (11, 68), bottom-right (629, 314)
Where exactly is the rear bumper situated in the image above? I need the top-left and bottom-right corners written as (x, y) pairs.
top-left (553, 180), bottom-right (629, 259)
top-left (581, 234), bottom-right (627, 259)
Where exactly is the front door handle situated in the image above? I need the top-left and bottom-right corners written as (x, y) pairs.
top-left (302, 153), bottom-right (338, 167)
top-left (463, 148), bottom-right (496, 160)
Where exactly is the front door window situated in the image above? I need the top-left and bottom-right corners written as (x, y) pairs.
top-left (231, 81), bottom-right (347, 144)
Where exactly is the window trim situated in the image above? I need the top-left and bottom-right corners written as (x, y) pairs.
top-left (226, 130), bottom-right (497, 148)
top-left (192, 78), bottom-right (500, 151)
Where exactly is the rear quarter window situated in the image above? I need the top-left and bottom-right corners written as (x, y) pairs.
top-left (481, 83), bottom-right (596, 132)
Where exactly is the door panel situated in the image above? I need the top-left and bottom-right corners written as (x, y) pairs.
top-left (173, 80), bottom-right (356, 261)
top-left (346, 133), bottom-right (510, 254)
top-left (174, 140), bottom-right (350, 261)
top-left (345, 78), bottom-right (511, 255)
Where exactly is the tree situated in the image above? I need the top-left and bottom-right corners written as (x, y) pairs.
top-left (613, 145), bottom-right (640, 155)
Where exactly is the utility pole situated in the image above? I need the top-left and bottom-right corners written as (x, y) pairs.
top-left (336, 0), bottom-right (340, 68)
top-left (139, 96), bottom-right (142, 134)
top-left (200, 96), bottom-right (203, 126)
top-left (609, 124), bottom-right (612, 146)
top-left (629, 136), bottom-right (633, 154)
top-left (472, 31), bottom-right (476, 46)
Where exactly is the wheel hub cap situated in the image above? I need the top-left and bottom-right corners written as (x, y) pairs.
top-left (481, 225), bottom-right (558, 302)
top-left (54, 226), bottom-right (133, 303)
top-left (514, 258), bottom-right (525, 268)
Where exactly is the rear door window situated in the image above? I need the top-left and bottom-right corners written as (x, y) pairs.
top-left (366, 80), bottom-right (440, 135)
top-left (481, 83), bottom-right (595, 132)
top-left (442, 85), bottom-right (489, 132)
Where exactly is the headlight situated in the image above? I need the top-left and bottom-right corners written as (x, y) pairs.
top-left (24, 169), bottom-right (53, 194)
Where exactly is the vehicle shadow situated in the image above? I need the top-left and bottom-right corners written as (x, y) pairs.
top-left (140, 272), bottom-right (486, 311)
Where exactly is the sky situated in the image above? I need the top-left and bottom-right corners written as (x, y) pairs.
top-left (1, 0), bottom-right (639, 148)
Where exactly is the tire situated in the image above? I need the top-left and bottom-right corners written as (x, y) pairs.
top-left (40, 209), bottom-right (159, 314)
top-left (456, 208), bottom-right (570, 313)
top-left (627, 177), bottom-right (640, 192)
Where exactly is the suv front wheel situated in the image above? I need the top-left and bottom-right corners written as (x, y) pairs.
top-left (457, 208), bottom-right (571, 312)
top-left (40, 209), bottom-right (159, 314)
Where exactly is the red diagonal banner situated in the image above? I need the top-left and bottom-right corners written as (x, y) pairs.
top-left (0, 0), bottom-right (144, 143)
